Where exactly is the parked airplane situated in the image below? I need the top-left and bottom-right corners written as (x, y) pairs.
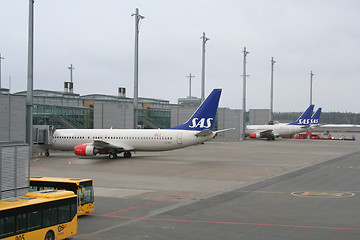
top-left (246, 105), bottom-right (315, 140)
top-left (310, 108), bottom-right (322, 127)
top-left (48, 89), bottom-right (231, 159)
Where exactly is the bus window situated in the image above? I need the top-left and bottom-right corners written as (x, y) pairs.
top-left (29, 185), bottom-right (38, 192)
top-left (42, 207), bottom-right (57, 227)
top-left (28, 211), bottom-right (41, 231)
top-left (71, 203), bottom-right (77, 218)
top-left (16, 213), bottom-right (27, 234)
top-left (0, 216), bottom-right (15, 238)
top-left (58, 204), bottom-right (71, 223)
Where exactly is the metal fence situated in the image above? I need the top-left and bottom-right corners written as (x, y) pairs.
top-left (0, 141), bottom-right (29, 199)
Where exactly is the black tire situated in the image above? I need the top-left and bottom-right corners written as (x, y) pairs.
top-left (45, 230), bottom-right (54, 240)
top-left (45, 151), bottom-right (50, 156)
top-left (109, 153), bottom-right (117, 159)
top-left (124, 151), bottom-right (132, 158)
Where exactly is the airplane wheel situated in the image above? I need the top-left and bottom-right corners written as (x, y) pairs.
top-left (109, 153), bottom-right (117, 159)
top-left (45, 151), bottom-right (50, 157)
top-left (124, 151), bottom-right (132, 158)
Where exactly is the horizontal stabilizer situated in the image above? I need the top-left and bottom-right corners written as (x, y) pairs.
top-left (214, 128), bottom-right (235, 134)
top-left (195, 129), bottom-right (213, 137)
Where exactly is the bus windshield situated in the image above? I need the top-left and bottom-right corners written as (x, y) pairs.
top-left (79, 180), bottom-right (94, 205)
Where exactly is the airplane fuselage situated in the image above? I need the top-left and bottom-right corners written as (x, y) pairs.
top-left (246, 124), bottom-right (309, 138)
top-left (52, 128), bottom-right (215, 152)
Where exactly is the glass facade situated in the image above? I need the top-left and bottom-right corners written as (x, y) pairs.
top-left (14, 90), bottom-right (174, 129)
top-left (15, 90), bottom-right (94, 129)
top-left (140, 109), bottom-right (170, 129)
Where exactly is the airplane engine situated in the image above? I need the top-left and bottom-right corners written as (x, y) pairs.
top-left (249, 133), bottom-right (261, 139)
top-left (74, 144), bottom-right (96, 156)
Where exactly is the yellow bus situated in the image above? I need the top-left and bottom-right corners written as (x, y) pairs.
top-left (29, 177), bottom-right (94, 216)
top-left (0, 190), bottom-right (77, 240)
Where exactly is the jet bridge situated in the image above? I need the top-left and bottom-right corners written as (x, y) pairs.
top-left (33, 125), bottom-right (54, 145)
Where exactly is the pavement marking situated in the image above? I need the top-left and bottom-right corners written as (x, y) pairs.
top-left (336, 166), bottom-right (360, 169)
top-left (291, 191), bottom-right (355, 198)
top-left (101, 191), bottom-right (194, 217)
top-left (105, 215), bottom-right (360, 231)
top-left (238, 190), bottom-right (285, 194)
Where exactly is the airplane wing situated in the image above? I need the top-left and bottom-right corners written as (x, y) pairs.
top-left (93, 140), bottom-right (134, 151)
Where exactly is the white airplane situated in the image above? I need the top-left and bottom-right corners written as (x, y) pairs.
top-left (48, 89), bottom-right (232, 159)
top-left (309, 107), bottom-right (322, 127)
top-left (246, 105), bottom-right (316, 140)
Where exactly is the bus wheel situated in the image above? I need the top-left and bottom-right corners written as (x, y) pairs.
top-left (45, 230), bottom-right (54, 240)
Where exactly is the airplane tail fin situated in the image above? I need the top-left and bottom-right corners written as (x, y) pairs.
top-left (310, 108), bottom-right (322, 125)
top-left (170, 89), bottom-right (222, 131)
top-left (288, 105), bottom-right (314, 125)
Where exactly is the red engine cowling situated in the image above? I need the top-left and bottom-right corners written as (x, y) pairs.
top-left (249, 132), bottom-right (261, 139)
top-left (74, 144), bottom-right (95, 156)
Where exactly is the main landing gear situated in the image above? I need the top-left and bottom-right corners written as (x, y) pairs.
top-left (108, 151), bottom-right (132, 159)
top-left (39, 151), bottom-right (50, 157)
top-left (124, 151), bottom-right (132, 158)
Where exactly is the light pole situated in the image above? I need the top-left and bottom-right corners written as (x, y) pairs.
top-left (310, 71), bottom-right (314, 105)
top-left (0, 53), bottom-right (4, 89)
top-left (68, 64), bottom-right (75, 83)
top-left (132, 8), bottom-right (144, 129)
top-left (26, 0), bottom-right (34, 158)
top-left (186, 73), bottom-right (195, 97)
top-left (241, 47), bottom-right (249, 141)
top-left (270, 57), bottom-right (276, 122)
top-left (200, 32), bottom-right (209, 102)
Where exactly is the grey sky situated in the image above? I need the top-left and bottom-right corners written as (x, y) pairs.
top-left (1, 0), bottom-right (360, 112)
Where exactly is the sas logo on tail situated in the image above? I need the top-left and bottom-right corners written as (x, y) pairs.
top-left (189, 118), bottom-right (213, 129)
top-left (298, 119), bottom-right (319, 124)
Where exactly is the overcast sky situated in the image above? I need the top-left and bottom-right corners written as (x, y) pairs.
top-left (1, 0), bottom-right (360, 112)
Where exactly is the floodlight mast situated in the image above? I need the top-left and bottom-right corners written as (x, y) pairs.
top-left (241, 47), bottom-right (249, 141)
top-left (26, 0), bottom-right (34, 158)
top-left (68, 64), bottom-right (75, 83)
top-left (0, 53), bottom-right (4, 88)
top-left (200, 32), bottom-right (209, 103)
top-left (132, 8), bottom-right (144, 129)
top-left (310, 71), bottom-right (314, 105)
top-left (186, 73), bottom-right (195, 97)
top-left (270, 57), bottom-right (276, 122)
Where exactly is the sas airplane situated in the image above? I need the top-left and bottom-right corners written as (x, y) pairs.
top-left (49, 89), bottom-right (231, 159)
top-left (309, 107), bottom-right (322, 127)
top-left (245, 105), bottom-right (315, 140)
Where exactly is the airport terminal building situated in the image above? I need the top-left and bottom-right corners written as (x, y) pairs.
top-left (1, 86), bottom-right (271, 143)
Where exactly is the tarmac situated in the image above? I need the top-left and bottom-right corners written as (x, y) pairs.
top-left (31, 136), bottom-right (360, 239)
